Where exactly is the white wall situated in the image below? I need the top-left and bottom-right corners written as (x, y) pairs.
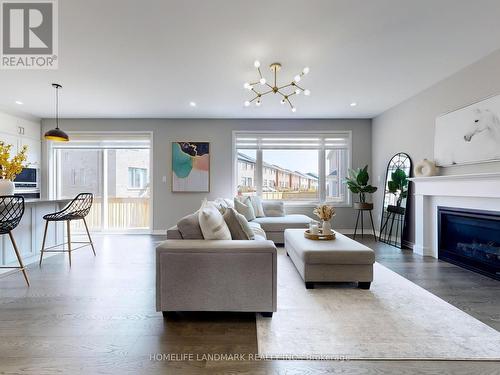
top-left (372, 48), bottom-right (500, 245)
top-left (41, 119), bottom-right (371, 232)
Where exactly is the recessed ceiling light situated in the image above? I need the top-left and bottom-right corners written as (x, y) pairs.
top-left (189, 101), bottom-right (197, 107)
top-left (350, 102), bottom-right (357, 107)
top-left (15, 100), bottom-right (23, 105)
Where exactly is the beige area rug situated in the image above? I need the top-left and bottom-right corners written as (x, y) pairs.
top-left (256, 249), bottom-right (500, 360)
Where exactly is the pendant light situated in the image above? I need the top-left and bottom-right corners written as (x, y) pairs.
top-left (44, 83), bottom-right (69, 142)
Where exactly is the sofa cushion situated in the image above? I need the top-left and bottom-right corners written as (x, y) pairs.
top-left (248, 196), bottom-right (265, 217)
top-left (167, 225), bottom-right (183, 239)
top-left (177, 212), bottom-right (204, 239)
top-left (262, 201), bottom-right (286, 217)
top-left (223, 208), bottom-right (255, 240)
top-left (198, 200), bottom-right (232, 240)
top-left (234, 197), bottom-right (256, 221)
top-left (212, 198), bottom-right (234, 214)
top-left (253, 214), bottom-right (311, 232)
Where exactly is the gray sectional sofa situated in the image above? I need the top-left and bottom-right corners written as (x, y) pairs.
top-left (156, 199), bottom-right (311, 317)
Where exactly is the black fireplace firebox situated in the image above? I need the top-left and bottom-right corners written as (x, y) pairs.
top-left (438, 207), bottom-right (500, 281)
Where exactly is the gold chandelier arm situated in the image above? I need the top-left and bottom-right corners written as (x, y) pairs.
top-left (278, 83), bottom-right (294, 90)
top-left (261, 89), bottom-right (274, 96)
top-left (249, 95), bottom-right (259, 103)
top-left (257, 67), bottom-right (263, 79)
top-left (293, 83), bottom-right (305, 91)
top-left (286, 97), bottom-right (294, 109)
top-left (251, 87), bottom-right (261, 95)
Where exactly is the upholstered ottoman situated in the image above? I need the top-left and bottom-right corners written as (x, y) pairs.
top-left (284, 228), bottom-right (375, 289)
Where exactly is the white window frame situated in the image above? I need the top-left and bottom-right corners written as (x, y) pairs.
top-left (232, 131), bottom-right (352, 207)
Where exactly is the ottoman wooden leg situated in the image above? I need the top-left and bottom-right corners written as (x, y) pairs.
top-left (358, 282), bottom-right (371, 289)
top-left (305, 282), bottom-right (315, 289)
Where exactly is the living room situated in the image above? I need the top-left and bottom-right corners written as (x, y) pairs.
top-left (0, 0), bottom-right (499, 373)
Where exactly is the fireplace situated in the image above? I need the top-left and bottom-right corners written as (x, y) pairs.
top-left (438, 207), bottom-right (500, 280)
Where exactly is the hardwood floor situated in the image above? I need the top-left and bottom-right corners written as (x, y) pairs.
top-left (0, 234), bottom-right (498, 374)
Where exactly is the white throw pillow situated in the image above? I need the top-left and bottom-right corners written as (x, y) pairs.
top-left (249, 196), bottom-right (265, 217)
top-left (198, 199), bottom-right (232, 240)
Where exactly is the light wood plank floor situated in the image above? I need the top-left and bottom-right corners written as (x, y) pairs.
top-left (0, 234), bottom-right (498, 374)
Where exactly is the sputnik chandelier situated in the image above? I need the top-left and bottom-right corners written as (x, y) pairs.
top-left (243, 61), bottom-right (310, 112)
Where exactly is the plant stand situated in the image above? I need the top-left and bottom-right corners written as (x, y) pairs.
top-left (353, 203), bottom-right (377, 240)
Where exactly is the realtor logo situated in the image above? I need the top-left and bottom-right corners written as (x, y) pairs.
top-left (1, 0), bottom-right (58, 69)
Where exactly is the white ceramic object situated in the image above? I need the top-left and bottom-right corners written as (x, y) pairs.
top-left (0, 179), bottom-right (15, 196)
top-left (310, 224), bottom-right (319, 235)
top-left (414, 159), bottom-right (438, 177)
top-left (322, 220), bottom-right (332, 235)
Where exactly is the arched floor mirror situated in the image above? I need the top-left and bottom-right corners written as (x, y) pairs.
top-left (379, 153), bottom-right (412, 248)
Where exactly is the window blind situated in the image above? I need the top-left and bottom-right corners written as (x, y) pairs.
top-left (235, 131), bottom-right (350, 150)
top-left (51, 132), bottom-right (151, 149)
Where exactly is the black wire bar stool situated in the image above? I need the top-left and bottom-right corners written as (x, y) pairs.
top-left (0, 196), bottom-right (29, 286)
top-left (39, 193), bottom-right (96, 267)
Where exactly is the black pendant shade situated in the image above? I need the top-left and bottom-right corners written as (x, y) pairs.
top-left (44, 83), bottom-right (69, 142)
top-left (44, 127), bottom-right (69, 142)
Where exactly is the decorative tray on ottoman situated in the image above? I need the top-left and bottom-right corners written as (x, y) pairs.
top-left (304, 229), bottom-right (336, 241)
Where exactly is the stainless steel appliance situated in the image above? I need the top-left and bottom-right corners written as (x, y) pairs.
top-left (14, 167), bottom-right (40, 199)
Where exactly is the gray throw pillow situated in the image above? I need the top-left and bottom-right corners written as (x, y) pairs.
top-left (234, 197), bottom-right (256, 221)
top-left (262, 201), bottom-right (286, 217)
top-left (177, 212), bottom-right (204, 239)
top-left (223, 208), bottom-right (255, 240)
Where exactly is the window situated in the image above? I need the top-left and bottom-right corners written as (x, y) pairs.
top-left (51, 133), bottom-right (152, 232)
top-left (236, 149), bottom-right (257, 196)
top-left (234, 132), bottom-right (351, 204)
top-left (128, 167), bottom-right (148, 189)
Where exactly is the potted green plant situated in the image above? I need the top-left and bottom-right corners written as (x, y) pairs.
top-left (344, 165), bottom-right (378, 210)
top-left (387, 168), bottom-right (408, 214)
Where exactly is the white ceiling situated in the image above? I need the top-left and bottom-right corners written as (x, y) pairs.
top-left (1, 0), bottom-right (500, 119)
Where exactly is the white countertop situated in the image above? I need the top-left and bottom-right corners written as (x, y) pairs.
top-left (24, 198), bottom-right (72, 204)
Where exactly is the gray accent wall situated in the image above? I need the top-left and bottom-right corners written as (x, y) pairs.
top-left (41, 119), bottom-right (371, 232)
top-left (372, 49), bottom-right (500, 245)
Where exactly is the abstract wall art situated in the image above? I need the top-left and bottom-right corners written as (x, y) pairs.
top-left (435, 94), bottom-right (500, 166)
top-left (172, 142), bottom-right (210, 192)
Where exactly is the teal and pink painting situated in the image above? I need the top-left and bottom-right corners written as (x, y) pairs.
top-left (172, 142), bottom-right (210, 192)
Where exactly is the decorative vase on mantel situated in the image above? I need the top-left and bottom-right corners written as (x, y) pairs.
top-left (0, 179), bottom-right (15, 196)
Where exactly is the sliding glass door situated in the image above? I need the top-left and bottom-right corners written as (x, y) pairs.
top-left (52, 133), bottom-right (152, 233)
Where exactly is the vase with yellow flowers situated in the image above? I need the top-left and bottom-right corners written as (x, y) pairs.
top-left (0, 142), bottom-right (28, 196)
top-left (313, 204), bottom-right (336, 235)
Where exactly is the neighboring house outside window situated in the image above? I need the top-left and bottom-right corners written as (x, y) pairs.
top-left (128, 167), bottom-right (148, 189)
top-left (234, 131), bottom-right (351, 205)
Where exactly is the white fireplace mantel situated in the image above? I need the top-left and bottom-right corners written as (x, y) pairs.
top-left (409, 172), bottom-right (500, 257)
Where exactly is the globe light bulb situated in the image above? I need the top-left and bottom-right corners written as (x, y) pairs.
top-left (302, 66), bottom-right (310, 74)
top-left (295, 89), bottom-right (301, 95)
top-left (259, 77), bottom-right (266, 85)
top-left (294, 75), bottom-right (301, 82)
top-left (256, 100), bottom-right (261, 107)
top-left (244, 101), bottom-right (250, 107)
top-left (254, 60), bottom-right (261, 68)
top-left (350, 102), bottom-right (358, 107)
top-left (243, 82), bottom-right (251, 90)
top-left (291, 107), bottom-right (297, 113)
top-left (304, 89), bottom-right (311, 96)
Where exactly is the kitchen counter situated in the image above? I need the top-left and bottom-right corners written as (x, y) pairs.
top-left (1, 199), bottom-right (69, 274)
top-left (24, 198), bottom-right (72, 204)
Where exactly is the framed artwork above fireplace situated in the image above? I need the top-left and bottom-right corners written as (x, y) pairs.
top-left (435, 93), bottom-right (500, 167)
